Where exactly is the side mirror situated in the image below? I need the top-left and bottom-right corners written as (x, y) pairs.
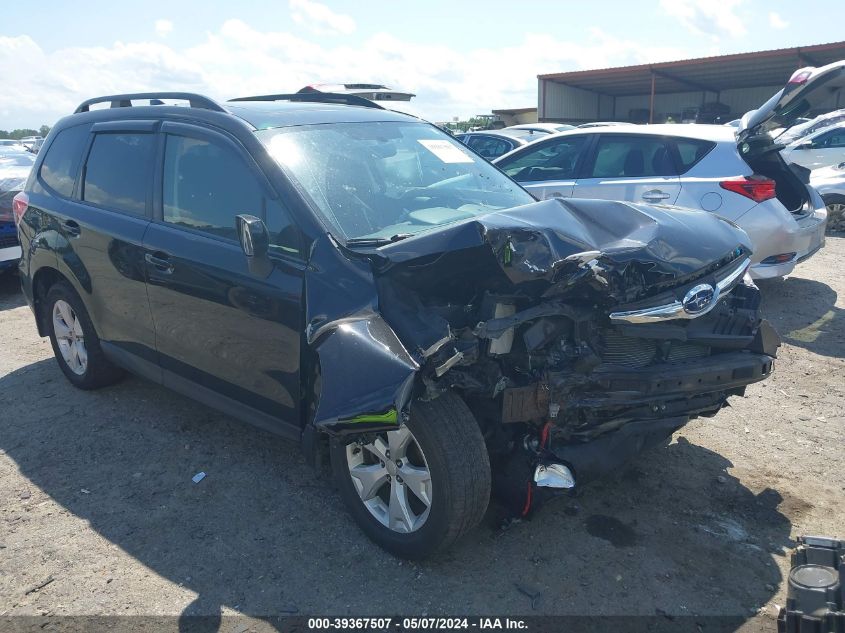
top-left (236, 214), bottom-right (269, 258)
top-left (797, 141), bottom-right (814, 150)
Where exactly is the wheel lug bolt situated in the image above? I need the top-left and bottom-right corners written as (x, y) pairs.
top-left (380, 461), bottom-right (385, 468)
top-left (387, 475), bottom-right (391, 481)
top-left (396, 460), bottom-right (402, 467)
top-left (396, 476), bottom-right (403, 483)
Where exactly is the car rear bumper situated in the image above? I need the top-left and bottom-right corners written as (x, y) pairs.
top-left (743, 202), bottom-right (827, 279)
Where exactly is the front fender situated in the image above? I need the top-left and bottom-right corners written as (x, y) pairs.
top-left (304, 235), bottom-right (421, 435)
top-left (311, 315), bottom-right (419, 434)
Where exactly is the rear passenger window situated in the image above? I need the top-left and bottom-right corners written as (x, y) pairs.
top-left (163, 134), bottom-right (300, 255)
top-left (675, 138), bottom-right (716, 173)
top-left (590, 135), bottom-right (676, 178)
top-left (82, 133), bottom-right (154, 215)
top-left (39, 125), bottom-right (89, 197)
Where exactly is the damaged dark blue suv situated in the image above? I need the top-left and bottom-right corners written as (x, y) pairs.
top-left (15, 92), bottom-right (779, 558)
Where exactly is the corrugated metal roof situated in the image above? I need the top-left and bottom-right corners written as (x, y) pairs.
top-left (538, 41), bottom-right (845, 96)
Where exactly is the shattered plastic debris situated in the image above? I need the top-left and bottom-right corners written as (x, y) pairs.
top-left (192, 472), bottom-right (206, 484)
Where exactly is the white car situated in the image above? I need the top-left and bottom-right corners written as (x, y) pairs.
top-left (494, 61), bottom-right (845, 279)
top-left (780, 122), bottom-right (845, 170)
top-left (777, 109), bottom-right (845, 145)
top-left (811, 161), bottom-right (845, 230)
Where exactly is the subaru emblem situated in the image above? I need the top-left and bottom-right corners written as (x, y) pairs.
top-left (682, 284), bottom-right (716, 315)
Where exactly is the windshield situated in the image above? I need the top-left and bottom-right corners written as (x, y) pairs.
top-left (258, 121), bottom-right (533, 243)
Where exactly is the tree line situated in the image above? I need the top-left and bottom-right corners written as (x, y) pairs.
top-left (0, 125), bottom-right (52, 140)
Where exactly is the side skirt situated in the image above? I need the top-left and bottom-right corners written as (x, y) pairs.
top-left (101, 341), bottom-right (301, 442)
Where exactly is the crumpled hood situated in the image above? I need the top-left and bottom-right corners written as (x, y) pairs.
top-left (376, 198), bottom-right (751, 303)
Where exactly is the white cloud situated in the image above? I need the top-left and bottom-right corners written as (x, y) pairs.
top-left (154, 19), bottom-right (173, 38)
top-left (768, 12), bottom-right (789, 30)
top-left (0, 20), bottom-right (687, 128)
top-left (660, 0), bottom-right (747, 39)
top-left (289, 0), bottom-right (356, 35)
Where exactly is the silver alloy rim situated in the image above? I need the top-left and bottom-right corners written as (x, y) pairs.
top-left (52, 300), bottom-right (88, 375)
top-left (346, 426), bottom-right (433, 533)
top-left (827, 202), bottom-right (845, 217)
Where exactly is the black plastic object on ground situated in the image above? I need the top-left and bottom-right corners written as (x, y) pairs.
top-left (778, 535), bottom-right (844, 633)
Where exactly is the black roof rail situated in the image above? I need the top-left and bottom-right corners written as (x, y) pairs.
top-left (74, 92), bottom-right (226, 114)
top-left (227, 92), bottom-right (384, 110)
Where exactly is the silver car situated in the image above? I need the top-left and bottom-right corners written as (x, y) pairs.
top-left (495, 61), bottom-right (845, 279)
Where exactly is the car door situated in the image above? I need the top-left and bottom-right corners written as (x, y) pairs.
top-left (143, 122), bottom-right (305, 434)
top-left (571, 133), bottom-right (681, 205)
top-left (495, 134), bottom-right (590, 199)
top-left (790, 128), bottom-right (845, 169)
top-left (53, 120), bottom-right (158, 367)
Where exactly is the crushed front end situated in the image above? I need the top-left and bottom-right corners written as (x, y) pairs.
top-left (369, 199), bottom-right (780, 515)
top-left (305, 198), bottom-right (779, 516)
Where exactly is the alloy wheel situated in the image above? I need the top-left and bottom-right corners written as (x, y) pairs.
top-left (52, 299), bottom-right (88, 375)
top-left (346, 426), bottom-right (433, 533)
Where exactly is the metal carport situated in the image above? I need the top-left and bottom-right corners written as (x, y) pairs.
top-left (538, 41), bottom-right (845, 124)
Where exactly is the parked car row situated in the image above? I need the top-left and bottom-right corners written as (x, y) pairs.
top-left (450, 64), bottom-right (845, 279)
top-left (0, 136), bottom-right (45, 154)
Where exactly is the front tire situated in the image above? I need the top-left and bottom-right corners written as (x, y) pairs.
top-left (330, 392), bottom-right (491, 559)
top-left (44, 281), bottom-right (125, 390)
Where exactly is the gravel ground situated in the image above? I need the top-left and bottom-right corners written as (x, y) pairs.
top-left (1, 237), bottom-right (843, 631)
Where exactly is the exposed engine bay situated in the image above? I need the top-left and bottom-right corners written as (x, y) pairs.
top-left (304, 198), bottom-right (780, 513)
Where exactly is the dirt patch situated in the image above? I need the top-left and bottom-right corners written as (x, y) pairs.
top-left (585, 515), bottom-right (639, 547)
top-left (1, 239), bottom-right (844, 625)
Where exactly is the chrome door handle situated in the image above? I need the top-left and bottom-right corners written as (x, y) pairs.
top-left (642, 189), bottom-right (670, 202)
top-left (144, 252), bottom-right (174, 274)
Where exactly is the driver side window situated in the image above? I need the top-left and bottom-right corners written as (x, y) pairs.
top-left (162, 133), bottom-right (301, 256)
top-left (498, 137), bottom-right (587, 182)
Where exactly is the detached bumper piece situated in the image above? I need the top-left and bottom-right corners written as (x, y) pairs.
top-left (778, 535), bottom-right (845, 633)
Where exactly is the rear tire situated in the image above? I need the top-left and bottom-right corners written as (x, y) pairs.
top-left (44, 281), bottom-right (125, 390)
top-left (822, 194), bottom-right (845, 232)
top-left (330, 392), bottom-right (491, 559)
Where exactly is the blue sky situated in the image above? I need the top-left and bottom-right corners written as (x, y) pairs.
top-left (1, 0), bottom-right (843, 127)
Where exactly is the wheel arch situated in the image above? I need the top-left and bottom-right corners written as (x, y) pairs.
top-left (31, 266), bottom-right (72, 337)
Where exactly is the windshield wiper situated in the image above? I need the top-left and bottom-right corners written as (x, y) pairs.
top-left (345, 233), bottom-right (414, 247)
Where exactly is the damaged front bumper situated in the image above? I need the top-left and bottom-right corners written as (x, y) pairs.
top-left (503, 349), bottom-right (775, 432)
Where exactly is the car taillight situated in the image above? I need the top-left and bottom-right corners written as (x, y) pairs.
top-left (720, 176), bottom-right (776, 203)
top-left (12, 191), bottom-right (29, 227)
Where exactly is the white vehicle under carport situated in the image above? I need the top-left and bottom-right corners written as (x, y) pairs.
top-left (495, 61), bottom-right (845, 279)
top-left (780, 123), bottom-right (845, 170)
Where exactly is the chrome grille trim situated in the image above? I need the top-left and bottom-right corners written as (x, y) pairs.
top-left (609, 258), bottom-right (750, 325)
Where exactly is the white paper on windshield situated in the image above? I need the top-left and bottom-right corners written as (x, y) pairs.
top-left (418, 139), bottom-right (474, 163)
